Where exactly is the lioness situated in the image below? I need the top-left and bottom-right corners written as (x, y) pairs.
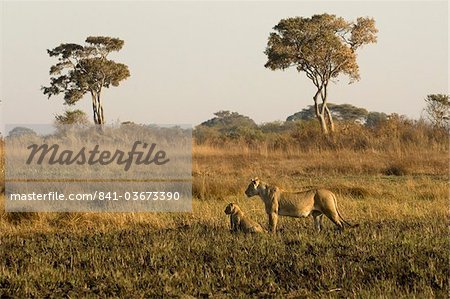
top-left (224, 203), bottom-right (264, 233)
top-left (244, 178), bottom-right (357, 233)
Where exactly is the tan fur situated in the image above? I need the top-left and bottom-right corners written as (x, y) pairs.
top-left (224, 203), bottom-right (264, 233)
top-left (244, 178), bottom-right (357, 233)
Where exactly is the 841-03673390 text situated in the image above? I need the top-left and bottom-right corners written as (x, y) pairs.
top-left (8, 191), bottom-right (181, 201)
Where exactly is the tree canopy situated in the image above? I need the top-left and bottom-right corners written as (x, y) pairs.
top-left (42, 36), bottom-right (130, 125)
top-left (195, 111), bottom-right (259, 142)
top-left (287, 103), bottom-right (369, 123)
top-left (265, 14), bottom-right (377, 134)
top-left (200, 111), bottom-right (257, 129)
top-left (365, 111), bottom-right (388, 129)
top-left (8, 127), bottom-right (37, 138)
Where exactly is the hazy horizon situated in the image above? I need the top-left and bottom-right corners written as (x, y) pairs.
top-left (1, 1), bottom-right (448, 128)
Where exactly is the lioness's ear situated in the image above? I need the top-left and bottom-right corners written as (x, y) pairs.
top-left (252, 177), bottom-right (260, 186)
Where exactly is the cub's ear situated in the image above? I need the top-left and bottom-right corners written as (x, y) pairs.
top-left (225, 202), bottom-right (235, 214)
top-left (224, 203), bottom-right (233, 214)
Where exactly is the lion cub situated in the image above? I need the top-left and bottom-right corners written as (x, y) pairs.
top-left (224, 203), bottom-right (264, 233)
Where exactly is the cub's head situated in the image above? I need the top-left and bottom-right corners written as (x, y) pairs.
top-left (245, 177), bottom-right (260, 197)
top-left (224, 202), bottom-right (238, 215)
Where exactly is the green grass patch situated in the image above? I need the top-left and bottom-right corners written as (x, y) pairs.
top-left (1, 215), bottom-right (448, 298)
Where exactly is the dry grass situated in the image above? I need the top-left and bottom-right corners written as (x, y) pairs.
top-left (192, 144), bottom-right (448, 200)
top-left (0, 136), bottom-right (449, 297)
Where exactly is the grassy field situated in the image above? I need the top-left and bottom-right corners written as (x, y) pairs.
top-left (1, 143), bottom-right (449, 298)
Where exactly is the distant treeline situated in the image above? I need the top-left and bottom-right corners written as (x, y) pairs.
top-left (194, 105), bottom-right (449, 152)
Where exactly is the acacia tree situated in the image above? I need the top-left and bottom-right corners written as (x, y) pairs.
top-left (265, 14), bottom-right (377, 134)
top-left (42, 36), bottom-right (130, 125)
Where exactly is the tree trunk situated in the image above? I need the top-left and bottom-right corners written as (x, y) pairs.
top-left (324, 105), bottom-right (335, 133)
top-left (319, 83), bottom-right (334, 134)
top-left (91, 92), bottom-right (99, 125)
top-left (318, 113), bottom-right (329, 134)
top-left (91, 91), bottom-right (105, 125)
top-left (97, 92), bottom-right (105, 125)
top-left (313, 87), bottom-right (329, 134)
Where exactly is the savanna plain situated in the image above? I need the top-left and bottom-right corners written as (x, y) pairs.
top-left (0, 122), bottom-right (449, 298)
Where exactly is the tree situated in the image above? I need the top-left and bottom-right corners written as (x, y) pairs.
top-left (424, 94), bottom-right (449, 129)
top-left (365, 111), bottom-right (387, 129)
top-left (8, 127), bottom-right (37, 138)
top-left (287, 103), bottom-right (368, 123)
top-left (200, 111), bottom-right (257, 129)
top-left (265, 14), bottom-right (377, 134)
top-left (42, 36), bottom-right (130, 125)
top-left (55, 109), bottom-right (90, 126)
top-left (195, 111), bottom-right (259, 140)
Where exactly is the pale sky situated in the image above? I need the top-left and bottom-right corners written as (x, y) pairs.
top-left (1, 1), bottom-right (448, 128)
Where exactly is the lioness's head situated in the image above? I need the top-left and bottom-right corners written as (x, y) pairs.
top-left (224, 202), bottom-right (238, 215)
top-left (245, 178), bottom-right (260, 197)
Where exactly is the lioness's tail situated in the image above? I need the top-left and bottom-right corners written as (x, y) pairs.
top-left (333, 193), bottom-right (359, 228)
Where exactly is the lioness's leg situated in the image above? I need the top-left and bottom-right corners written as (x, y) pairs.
top-left (268, 212), bottom-right (278, 233)
top-left (326, 212), bottom-right (344, 231)
top-left (312, 211), bottom-right (323, 232)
